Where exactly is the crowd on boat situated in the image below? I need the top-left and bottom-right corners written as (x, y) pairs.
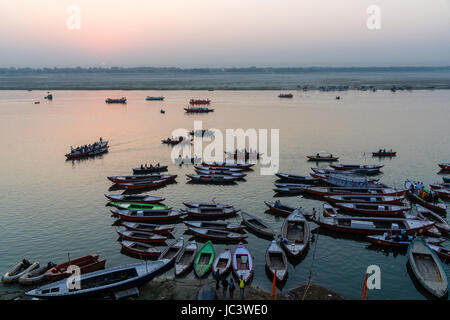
top-left (65, 137), bottom-right (109, 160)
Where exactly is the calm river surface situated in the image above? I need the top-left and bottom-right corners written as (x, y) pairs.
top-left (0, 89), bottom-right (449, 299)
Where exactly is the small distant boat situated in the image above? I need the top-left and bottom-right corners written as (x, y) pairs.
top-left (438, 163), bottom-right (450, 171)
top-left (160, 109), bottom-right (165, 114)
top-left (241, 212), bottom-right (274, 239)
top-left (405, 181), bottom-right (447, 214)
top-left (120, 240), bottom-right (161, 257)
top-left (183, 220), bottom-right (244, 232)
top-left (132, 165), bottom-right (168, 174)
top-left (122, 222), bottom-right (174, 234)
top-left (146, 96), bottom-right (164, 101)
top-left (117, 178), bottom-right (172, 190)
top-left (232, 242), bottom-right (254, 283)
top-left (34, 101), bottom-right (40, 104)
top-left (2, 260), bottom-right (39, 284)
top-left (306, 151), bottom-right (339, 162)
top-left (212, 249), bottom-right (232, 277)
top-left (162, 137), bottom-right (187, 145)
top-left (18, 262), bottom-right (56, 286)
top-left (201, 162), bottom-right (254, 170)
top-left (195, 165), bottom-right (243, 172)
top-left (25, 260), bottom-right (170, 299)
top-left (324, 194), bottom-right (404, 205)
top-left (186, 174), bottom-right (240, 183)
top-left (372, 150), bottom-right (397, 157)
top-left (44, 254), bottom-right (106, 283)
top-left (184, 107), bottom-right (214, 113)
top-left (112, 209), bottom-right (185, 222)
top-left (158, 238), bottom-right (184, 264)
top-left (105, 194), bottom-right (165, 204)
top-left (188, 227), bottom-right (247, 242)
top-left (278, 93), bottom-right (293, 98)
top-left (311, 167), bottom-right (380, 176)
top-left (183, 207), bottom-right (239, 219)
top-left (407, 239), bottom-right (448, 299)
top-left (225, 151), bottom-right (262, 160)
top-left (44, 93), bottom-right (53, 100)
top-left (303, 186), bottom-right (407, 197)
top-left (265, 240), bottom-right (288, 283)
top-left (275, 173), bottom-right (319, 184)
top-left (189, 99), bottom-right (211, 105)
top-left (117, 229), bottom-right (167, 244)
top-left (105, 97), bottom-right (126, 104)
top-left (194, 241), bottom-right (215, 278)
top-left (281, 210), bottom-right (311, 257)
top-left (332, 203), bottom-right (410, 216)
top-left (183, 202), bottom-right (233, 209)
top-left (175, 240), bottom-right (197, 276)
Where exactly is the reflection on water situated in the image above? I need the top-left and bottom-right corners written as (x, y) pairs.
top-left (0, 90), bottom-right (449, 300)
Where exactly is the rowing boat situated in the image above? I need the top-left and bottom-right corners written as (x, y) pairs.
top-left (430, 183), bottom-right (450, 190)
top-left (132, 166), bottom-right (168, 174)
top-left (311, 167), bottom-right (380, 176)
top-left (323, 194), bottom-right (404, 205)
top-left (306, 152), bottom-right (339, 162)
top-left (183, 202), bottom-right (233, 209)
top-left (434, 188), bottom-right (450, 199)
top-left (25, 260), bottom-right (170, 299)
top-left (212, 249), bottom-right (232, 277)
top-left (281, 210), bottom-right (311, 257)
top-left (195, 169), bottom-right (247, 178)
top-left (175, 240), bottom-right (197, 276)
top-left (111, 203), bottom-right (170, 211)
top-left (117, 179), bottom-right (171, 190)
top-left (194, 165), bottom-right (243, 172)
top-left (265, 240), bottom-right (288, 282)
top-left (201, 162), bottom-right (254, 170)
top-left (312, 215), bottom-right (434, 235)
top-left (194, 241), bottom-right (215, 278)
top-left (407, 239), bottom-right (448, 299)
top-left (18, 262), bottom-right (55, 286)
top-left (120, 240), bottom-right (161, 257)
top-left (108, 174), bottom-right (176, 184)
top-left (438, 163), bottom-right (450, 171)
top-left (427, 244), bottom-right (450, 263)
top-left (121, 222), bottom-right (174, 234)
top-left (273, 187), bottom-right (304, 194)
top-left (302, 186), bottom-right (407, 197)
top-left (332, 202), bottom-right (410, 216)
top-left (158, 238), bottom-right (184, 264)
top-left (323, 203), bottom-right (338, 217)
top-left (416, 205), bottom-right (450, 233)
top-left (366, 234), bottom-right (445, 248)
top-left (188, 227), bottom-right (247, 242)
top-left (183, 207), bottom-right (239, 218)
top-left (241, 212), bottom-right (274, 239)
top-left (44, 254), bottom-right (106, 282)
top-left (232, 242), bottom-right (254, 283)
top-left (275, 173), bottom-right (319, 183)
top-left (264, 201), bottom-right (296, 216)
top-left (330, 164), bottom-right (384, 171)
top-left (112, 209), bottom-right (185, 222)
top-left (405, 181), bottom-right (447, 214)
top-left (312, 173), bottom-right (379, 188)
top-left (186, 174), bottom-right (240, 183)
top-left (372, 151), bottom-right (397, 157)
top-left (117, 229), bottom-right (167, 243)
top-left (183, 221), bottom-right (244, 232)
top-left (105, 194), bottom-right (165, 204)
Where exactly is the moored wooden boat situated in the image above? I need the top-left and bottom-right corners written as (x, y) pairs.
top-left (434, 188), bottom-right (450, 199)
top-left (194, 241), bottom-right (215, 278)
top-left (25, 260), bottom-right (170, 299)
top-left (264, 201), bottom-right (296, 216)
top-left (44, 254), bottom-right (106, 282)
top-left (438, 163), bottom-right (450, 171)
top-left (117, 178), bottom-right (172, 190)
top-left (112, 202), bottom-right (170, 211)
top-left (65, 140), bottom-right (109, 159)
top-left (132, 165), bottom-right (168, 174)
top-left (105, 194), bottom-right (165, 204)
top-left (186, 174), bottom-right (240, 183)
top-left (278, 93), bottom-right (293, 98)
top-left (333, 202), bottom-right (410, 216)
top-left (407, 239), bottom-right (448, 299)
top-left (183, 220), bottom-right (244, 232)
top-left (158, 238), bottom-right (184, 264)
top-left (427, 244), bottom-right (450, 263)
top-left (330, 164), bottom-right (384, 171)
top-left (430, 183), bottom-right (450, 190)
top-left (241, 212), bottom-right (274, 239)
top-left (372, 151), bottom-right (397, 157)
top-left (303, 186), bottom-right (407, 197)
top-left (201, 162), bottom-right (254, 170)
top-left (184, 107), bottom-right (214, 113)
top-left (323, 194), bottom-right (404, 205)
top-left (162, 137), bottom-right (187, 145)
top-left (183, 207), bottom-right (239, 219)
top-left (121, 222), bottom-right (174, 234)
top-left (105, 97), bottom-right (126, 104)
top-left (175, 240), bottom-right (197, 276)
top-left (232, 242), bottom-right (254, 283)
top-left (281, 210), bottom-right (311, 257)
top-left (323, 203), bottom-right (338, 217)
top-left (416, 205), bottom-right (450, 233)
top-left (306, 151), bottom-right (339, 162)
top-left (265, 240), bottom-right (288, 282)
top-left (312, 215), bottom-right (434, 235)
top-left (108, 174), bottom-right (176, 184)
top-left (183, 201), bottom-right (233, 209)
top-left (405, 180), bottom-right (447, 214)
top-left (366, 234), bottom-right (445, 249)
top-left (112, 209), bottom-right (185, 222)
top-left (212, 249), bottom-right (232, 277)
top-left (443, 176), bottom-right (450, 183)
top-left (273, 187), bottom-right (304, 194)
top-left (120, 240), bottom-right (161, 257)
top-left (146, 96), bottom-right (164, 101)
top-left (312, 173), bottom-right (379, 188)
top-left (195, 165), bottom-right (243, 172)
top-left (195, 169), bottom-right (246, 178)
top-left (2, 260), bottom-right (39, 284)
top-left (275, 172), bottom-right (319, 184)
top-left (117, 229), bottom-right (167, 243)
top-left (188, 227), bottom-right (247, 242)
top-left (18, 262), bottom-right (56, 286)
top-left (311, 167), bottom-right (380, 176)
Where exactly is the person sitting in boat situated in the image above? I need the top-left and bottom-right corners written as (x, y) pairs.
top-left (275, 200), bottom-right (281, 208)
top-left (149, 163), bottom-right (153, 168)
top-left (99, 137), bottom-right (103, 143)
top-left (157, 163), bottom-right (160, 167)
top-left (140, 164), bottom-right (144, 169)
top-left (316, 153), bottom-right (320, 158)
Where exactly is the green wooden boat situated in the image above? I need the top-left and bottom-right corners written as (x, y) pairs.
top-left (111, 202), bottom-right (170, 210)
top-left (194, 241), bottom-right (215, 278)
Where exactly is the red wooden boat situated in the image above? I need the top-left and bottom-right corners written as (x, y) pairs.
top-left (183, 202), bottom-right (233, 209)
top-left (120, 240), bottom-right (161, 257)
top-left (184, 207), bottom-right (239, 218)
top-left (311, 215), bottom-right (434, 235)
top-left (116, 229), bottom-right (167, 243)
top-left (121, 222), bottom-right (174, 234)
top-left (201, 162), bottom-right (254, 170)
top-left (405, 181), bottom-right (447, 214)
top-left (330, 164), bottom-right (384, 171)
top-left (107, 174), bottom-right (176, 184)
top-left (367, 234), bottom-right (445, 248)
top-left (184, 107), bottom-right (214, 113)
top-left (434, 188), bottom-right (450, 199)
top-left (65, 140), bottom-right (109, 159)
top-left (333, 202), bottom-right (410, 216)
top-left (303, 186), bottom-right (407, 197)
top-left (438, 163), bottom-right (450, 171)
top-left (323, 194), bottom-right (404, 205)
top-left (117, 178), bottom-right (172, 190)
top-left (430, 183), bottom-right (450, 190)
top-left (232, 242), bottom-right (254, 283)
top-left (112, 209), bottom-right (185, 222)
top-left (188, 227), bottom-right (247, 242)
top-left (44, 254), bottom-right (106, 282)
top-left (105, 194), bottom-right (165, 204)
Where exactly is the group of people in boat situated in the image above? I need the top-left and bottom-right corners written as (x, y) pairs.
top-left (70, 137), bottom-right (104, 154)
top-left (139, 163), bottom-right (161, 169)
top-left (384, 230), bottom-right (412, 242)
top-left (377, 148), bottom-right (393, 153)
top-left (409, 182), bottom-right (440, 204)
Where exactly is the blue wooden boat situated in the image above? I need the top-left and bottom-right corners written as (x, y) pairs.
top-left (443, 176), bottom-right (450, 183)
top-left (146, 96), bottom-right (164, 101)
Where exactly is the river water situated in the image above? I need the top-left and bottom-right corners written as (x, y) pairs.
top-left (0, 89), bottom-right (449, 299)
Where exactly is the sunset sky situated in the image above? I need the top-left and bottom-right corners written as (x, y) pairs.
top-left (1, 0), bottom-right (449, 67)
